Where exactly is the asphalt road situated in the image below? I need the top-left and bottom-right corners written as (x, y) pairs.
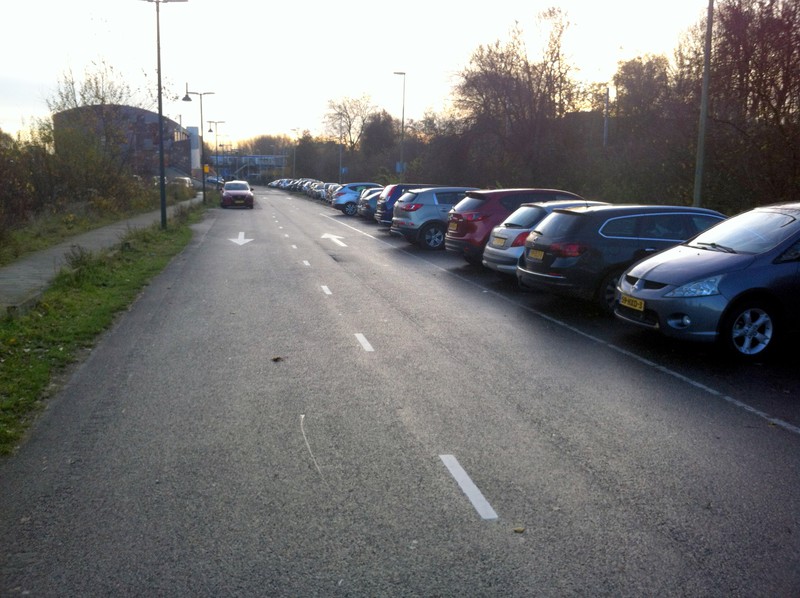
top-left (1, 187), bottom-right (798, 596)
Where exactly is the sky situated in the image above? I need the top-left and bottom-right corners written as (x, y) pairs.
top-left (2, 0), bottom-right (709, 145)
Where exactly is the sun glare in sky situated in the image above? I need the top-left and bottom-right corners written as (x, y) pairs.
top-left (1, 0), bottom-right (708, 142)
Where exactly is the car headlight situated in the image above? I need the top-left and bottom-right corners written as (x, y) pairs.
top-left (665, 275), bottom-right (722, 298)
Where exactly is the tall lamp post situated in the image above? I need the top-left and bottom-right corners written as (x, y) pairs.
top-left (144, 0), bottom-right (187, 229)
top-left (208, 120), bottom-right (225, 182)
top-left (291, 128), bottom-right (298, 178)
top-left (182, 84), bottom-right (214, 203)
top-left (393, 71), bottom-right (406, 181)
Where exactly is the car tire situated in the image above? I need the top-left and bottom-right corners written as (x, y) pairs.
top-left (719, 299), bottom-right (779, 360)
top-left (343, 202), bottom-right (358, 216)
top-left (597, 269), bottom-right (623, 314)
top-left (418, 223), bottom-right (446, 250)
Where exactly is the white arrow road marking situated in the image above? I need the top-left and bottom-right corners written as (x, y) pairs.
top-left (230, 232), bottom-right (254, 245)
top-left (440, 454), bottom-right (498, 520)
top-left (321, 233), bottom-right (347, 247)
top-left (354, 333), bottom-right (374, 352)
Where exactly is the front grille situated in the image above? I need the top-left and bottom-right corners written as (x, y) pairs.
top-left (623, 274), bottom-right (667, 290)
top-left (616, 304), bottom-right (659, 327)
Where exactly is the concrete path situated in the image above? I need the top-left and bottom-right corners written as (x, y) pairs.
top-left (0, 197), bottom-right (204, 315)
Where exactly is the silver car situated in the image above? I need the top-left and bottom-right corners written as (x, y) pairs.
top-left (483, 199), bottom-right (608, 275)
top-left (615, 202), bottom-right (800, 360)
top-left (331, 182), bottom-right (382, 215)
top-left (390, 187), bottom-right (478, 249)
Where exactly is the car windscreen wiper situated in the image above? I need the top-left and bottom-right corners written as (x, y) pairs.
top-left (694, 241), bottom-right (737, 253)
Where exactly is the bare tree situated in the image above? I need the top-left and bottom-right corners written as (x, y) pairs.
top-left (324, 96), bottom-right (376, 153)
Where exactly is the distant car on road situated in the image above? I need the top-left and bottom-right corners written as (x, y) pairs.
top-left (220, 180), bottom-right (254, 209)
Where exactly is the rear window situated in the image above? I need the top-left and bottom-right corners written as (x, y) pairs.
top-left (453, 196), bottom-right (487, 212)
top-left (535, 211), bottom-right (584, 236)
top-left (397, 191), bottom-right (419, 203)
top-left (504, 205), bottom-right (548, 228)
top-left (434, 191), bottom-right (469, 206)
top-left (379, 185), bottom-right (396, 200)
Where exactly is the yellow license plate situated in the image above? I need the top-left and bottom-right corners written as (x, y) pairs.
top-left (620, 294), bottom-right (645, 311)
top-left (491, 237), bottom-right (506, 247)
top-left (527, 249), bottom-right (544, 261)
top-left (448, 222), bottom-right (457, 231)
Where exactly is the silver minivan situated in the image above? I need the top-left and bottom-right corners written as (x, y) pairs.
top-left (390, 187), bottom-right (478, 249)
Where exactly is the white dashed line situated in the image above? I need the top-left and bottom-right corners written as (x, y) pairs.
top-left (354, 333), bottom-right (374, 352)
top-left (440, 455), bottom-right (498, 520)
top-left (303, 260), bottom-right (311, 266)
top-left (321, 286), bottom-right (332, 295)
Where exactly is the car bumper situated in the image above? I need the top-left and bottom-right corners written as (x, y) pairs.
top-left (614, 292), bottom-right (726, 342)
top-left (390, 223), bottom-right (417, 242)
top-left (482, 246), bottom-right (523, 275)
top-left (516, 264), bottom-right (593, 299)
top-left (444, 237), bottom-right (482, 258)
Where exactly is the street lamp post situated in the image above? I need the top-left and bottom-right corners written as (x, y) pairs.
top-left (183, 84), bottom-right (214, 203)
top-left (208, 120), bottom-right (225, 183)
top-left (291, 128), bottom-right (298, 178)
top-left (144, 0), bottom-right (187, 229)
top-left (393, 71), bottom-right (406, 182)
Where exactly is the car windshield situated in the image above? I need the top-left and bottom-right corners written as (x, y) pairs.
top-left (687, 209), bottom-right (799, 254)
top-left (503, 206), bottom-right (547, 228)
top-left (225, 182), bottom-right (249, 191)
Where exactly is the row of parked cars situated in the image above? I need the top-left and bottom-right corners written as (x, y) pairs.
top-left (270, 178), bottom-right (799, 361)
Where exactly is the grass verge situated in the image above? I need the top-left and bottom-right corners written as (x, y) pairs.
top-left (0, 203), bottom-right (205, 455)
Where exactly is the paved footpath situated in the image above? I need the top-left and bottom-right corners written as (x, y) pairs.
top-left (0, 197), bottom-right (204, 315)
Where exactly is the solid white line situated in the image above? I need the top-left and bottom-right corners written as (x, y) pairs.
top-left (321, 285), bottom-right (332, 295)
top-left (440, 454), bottom-right (498, 520)
top-left (354, 333), bottom-right (374, 352)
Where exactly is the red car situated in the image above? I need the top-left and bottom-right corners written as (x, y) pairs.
top-left (220, 180), bottom-right (254, 209)
top-left (445, 188), bottom-right (585, 264)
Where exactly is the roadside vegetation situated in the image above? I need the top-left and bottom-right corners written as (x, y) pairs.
top-left (0, 202), bottom-right (207, 455)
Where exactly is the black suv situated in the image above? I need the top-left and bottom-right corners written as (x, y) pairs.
top-left (374, 183), bottom-right (441, 225)
top-left (516, 204), bottom-right (726, 311)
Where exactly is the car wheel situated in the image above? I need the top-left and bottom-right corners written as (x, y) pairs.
top-left (419, 223), bottom-right (445, 250)
top-left (597, 270), bottom-right (623, 314)
top-left (343, 202), bottom-right (358, 216)
top-left (720, 299), bottom-right (779, 360)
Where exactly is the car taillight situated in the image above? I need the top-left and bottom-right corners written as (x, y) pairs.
top-left (400, 203), bottom-right (423, 212)
top-left (550, 242), bottom-right (587, 257)
top-left (462, 212), bottom-right (485, 221)
top-left (511, 232), bottom-right (530, 247)
top-left (334, 192), bottom-right (345, 198)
